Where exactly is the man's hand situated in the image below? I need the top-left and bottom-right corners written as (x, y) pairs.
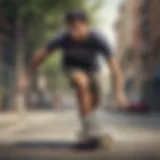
top-left (116, 91), bottom-right (129, 109)
top-left (17, 73), bottom-right (30, 93)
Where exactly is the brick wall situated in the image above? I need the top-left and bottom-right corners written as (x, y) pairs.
top-left (116, 0), bottom-right (143, 94)
top-left (149, 0), bottom-right (160, 47)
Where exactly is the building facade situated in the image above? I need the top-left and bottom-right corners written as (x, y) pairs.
top-left (116, 0), bottom-right (160, 109)
top-left (116, 0), bottom-right (143, 100)
top-left (141, 0), bottom-right (160, 110)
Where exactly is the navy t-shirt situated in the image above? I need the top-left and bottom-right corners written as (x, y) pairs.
top-left (46, 30), bottom-right (113, 71)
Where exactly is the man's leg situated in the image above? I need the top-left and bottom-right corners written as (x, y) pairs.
top-left (70, 70), bottom-right (102, 140)
top-left (90, 78), bottom-right (101, 110)
top-left (71, 71), bottom-right (92, 117)
top-left (70, 71), bottom-right (102, 150)
top-left (70, 70), bottom-right (113, 149)
top-left (71, 71), bottom-right (101, 115)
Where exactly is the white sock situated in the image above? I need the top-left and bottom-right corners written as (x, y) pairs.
top-left (81, 108), bottom-right (103, 138)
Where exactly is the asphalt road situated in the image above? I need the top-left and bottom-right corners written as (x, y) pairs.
top-left (0, 109), bottom-right (160, 159)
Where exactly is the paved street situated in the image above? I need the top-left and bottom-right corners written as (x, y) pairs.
top-left (0, 109), bottom-right (160, 159)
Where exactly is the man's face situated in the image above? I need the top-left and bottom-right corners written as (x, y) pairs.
top-left (67, 21), bottom-right (89, 40)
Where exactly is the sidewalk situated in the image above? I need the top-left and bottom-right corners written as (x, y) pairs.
top-left (0, 112), bottom-right (20, 131)
top-left (0, 110), bottom-right (160, 143)
top-left (0, 110), bottom-right (160, 159)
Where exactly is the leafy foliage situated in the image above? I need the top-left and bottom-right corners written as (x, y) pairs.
top-left (0, 0), bottom-right (102, 88)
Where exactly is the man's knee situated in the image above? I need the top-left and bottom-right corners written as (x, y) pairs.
top-left (71, 72), bottom-right (89, 92)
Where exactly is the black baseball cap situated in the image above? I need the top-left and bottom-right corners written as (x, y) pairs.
top-left (65, 9), bottom-right (89, 24)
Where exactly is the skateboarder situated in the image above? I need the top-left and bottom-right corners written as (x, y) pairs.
top-left (18, 9), bottom-right (128, 149)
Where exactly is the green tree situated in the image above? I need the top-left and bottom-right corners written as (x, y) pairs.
top-left (0, 0), bottom-right (102, 111)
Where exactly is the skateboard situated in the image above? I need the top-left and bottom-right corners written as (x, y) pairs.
top-left (77, 132), bottom-right (115, 150)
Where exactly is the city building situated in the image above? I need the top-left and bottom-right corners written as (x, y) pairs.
top-left (140, 0), bottom-right (160, 110)
top-left (116, 0), bottom-right (160, 109)
top-left (115, 0), bottom-right (143, 99)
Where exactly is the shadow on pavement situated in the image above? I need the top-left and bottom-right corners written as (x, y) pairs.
top-left (0, 141), bottom-right (160, 160)
top-left (15, 141), bottom-right (74, 149)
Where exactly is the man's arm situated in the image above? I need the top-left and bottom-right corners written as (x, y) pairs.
top-left (18, 33), bottom-right (64, 91)
top-left (26, 32), bottom-right (65, 76)
top-left (107, 57), bottom-right (124, 92)
top-left (95, 32), bottom-right (128, 108)
top-left (17, 48), bottom-right (50, 92)
top-left (107, 57), bottom-right (128, 108)
top-left (26, 48), bottom-right (49, 76)
top-left (27, 31), bottom-right (65, 76)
